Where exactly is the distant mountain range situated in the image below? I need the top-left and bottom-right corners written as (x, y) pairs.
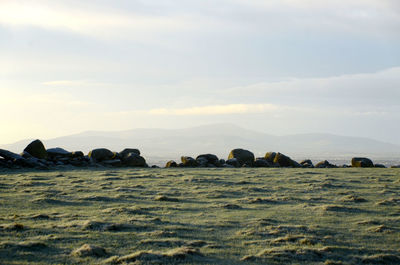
top-left (2, 123), bottom-right (399, 165)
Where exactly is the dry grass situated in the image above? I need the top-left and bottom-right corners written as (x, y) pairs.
top-left (0, 168), bottom-right (399, 264)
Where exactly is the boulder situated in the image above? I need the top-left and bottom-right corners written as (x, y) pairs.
top-left (102, 159), bottom-right (122, 167)
top-left (0, 149), bottom-right (44, 168)
top-left (181, 156), bottom-right (198, 167)
top-left (23, 139), bottom-right (47, 159)
top-left (315, 160), bottom-right (337, 168)
top-left (196, 154), bottom-right (220, 167)
top-left (351, 157), bottom-right (374, 168)
top-left (0, 149), bottom-right (24, 161)
top-left (88, 148), bottom-right (115, 162)
top-left (226, 158), bottom-right (240, 168)
top-left (47, 147), bottom-right (72, 159)
top-left (264, 152), bottom-right (277, 163)
top-left (0, 158), bottom-right (8, 168)
top-left (119, 148), bottom-right (140, 160)
top-left (273, 152), bottom-right (300, 167)
top-left (69, 159), bottom-right (88, 167)
top-left (122, 153), bottom-right (146, 167)
top-left (374, 164), bottom-right (386, 168)
top-left (300, 159), bottom-right (314, 168)
top-left (72, 151), bottom-right (84, 158)
top-left (228, 148), bottom-right (255, 167)
top-left (196, 157), bottom-right (208, 167)
top-left (166, 160), bottom-right (178, 168)
top-left (254, 158), bottom-right (271, 167)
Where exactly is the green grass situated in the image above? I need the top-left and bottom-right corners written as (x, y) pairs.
top-left (0, 168), bottom-right (399, 264)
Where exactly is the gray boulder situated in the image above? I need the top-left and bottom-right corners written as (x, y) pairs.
top-left (374, 164), bottom-right (386, 168)
top-left (351, 157), bottom-right (374, 168)
top-left (88, 148), bottom-right (115, 162)
top-left (300, 159), bottom-right (314, 168)
top-left (196, 154), bottom-right (220, 167)
top-left (273, 152), bottom-right (301, 167)
top-left (228, 148), bottom-right (255, 167)
top-left (122, 153), bottom-right (146, 167)
top-left (0, 149), bottom-right (24, 161)
top-left (166, 160), bottom-right (178, 168)
top-left (264, 152), bottom-right (277, 163)
top-left (72, 151), bottom-right (84, 158)
top-left (119, 148), bottom-right (140, 160)
top-left (24, 139), bottom-right (47, 159)
top-left (315, 160), bottom-right (337, 168)
top-left (47, 147), bottom-right (72, 159)
top-left (103, 159), bottom-right (122, 167)
top-left (181, 156), bottom-right (198, 167)
top-left (226, 158), bottom-right (240, 168)
top-left (254, 158), bottom-right (271, 167)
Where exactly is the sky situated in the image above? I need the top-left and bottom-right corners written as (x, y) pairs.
top-left (1, 0), bottom-right (399, 145)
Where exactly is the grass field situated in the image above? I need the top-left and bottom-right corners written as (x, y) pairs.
top-left (0, 168), bottom-right (399, 264)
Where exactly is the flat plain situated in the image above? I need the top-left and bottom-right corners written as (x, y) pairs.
top-left (0, 168), bottom-right (399, 264)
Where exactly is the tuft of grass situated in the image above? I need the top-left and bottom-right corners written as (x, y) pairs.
top-left (71, 244), bottom-right (107, 257)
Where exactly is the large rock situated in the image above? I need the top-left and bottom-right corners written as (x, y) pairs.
top-left (300, 159), bottom-right (314, 168)
top-left (351, 157), bottom-right (374, 168)
top-left (315, 160), bottom-right (337, 168)
top-left (0, 149), bottom-right (33, 168)
top-left (165, 160), bottom-right (178, 168)
top-left (119, 148), bottom-right (140, 160)
top-left (181, 156), bottom-right (198, 167)
top-left (264, 152), bottom-right (277, 163)
top-left (103, 159), bottom-right (122, 167)
top-left (0, 149), bottom-right (24, 161)
top-left (226, 158), bottom-right (240, 168)
top-left (273, 152), bottom-right (300, 167)
top-left (196, 154), bottom-right (220, 167)
top-left (88, 148), bottom-right (115, 162)
top-left (122, 153), bottom-right (146, 167)
top-left (72, 151), bottom-right (84, 158)
top-left (24, 139), bottom-right (47, 159)
top-left (228, 148), bottom-right (255, 167)
top-left (47, 147), bottom-right (72, 159)
top-left (254, 158), bottom-right (271, 167)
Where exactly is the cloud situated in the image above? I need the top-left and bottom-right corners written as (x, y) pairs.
top-left (42, 80), bottom-right (109, 87)
top-left (0, 1), bottom-right (201, 41)
top-left (147, 104), bottom-right (281, 116)
top-left (223, 67), bottom-right (400, 107)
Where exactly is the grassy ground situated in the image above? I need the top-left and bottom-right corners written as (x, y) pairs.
top-left (0, 168), bottom-right (399, 264)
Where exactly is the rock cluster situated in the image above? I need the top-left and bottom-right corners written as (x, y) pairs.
top-left (0, 142), bottom-right (393, 170)
top-left (165, 148), bottom-right (390, 169)
top-left (0, 139), bottom-right (147, 169)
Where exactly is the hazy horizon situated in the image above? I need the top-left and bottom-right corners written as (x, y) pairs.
top-left (2, 122), bottom-right (400, 146)
top-left (1, 0), bottom-right (399, 145)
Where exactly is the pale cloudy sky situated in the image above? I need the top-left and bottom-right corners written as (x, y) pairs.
top-left (1, 0), bottom-right (399, 144)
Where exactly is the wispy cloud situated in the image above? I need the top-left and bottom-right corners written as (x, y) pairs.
top-left (42, 80), bottom-right (109, 87)
top-left (147, 104), bottom-right (281, 116)
top-left (223, 67), bottom-right (400, 107)
top-left (0, 1), bottom-right (199, 41)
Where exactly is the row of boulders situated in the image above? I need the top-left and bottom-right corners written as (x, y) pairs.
top-left (165, 148), bottom-right (394, 168)
top-left (0, 139), bottom-right (148, 169)
top-left (0, 142), bottom-right (398, 170)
